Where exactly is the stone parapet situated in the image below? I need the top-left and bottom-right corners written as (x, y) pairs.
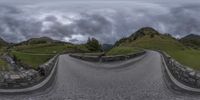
top-left (0, 55), bottom-right (59, 89)
top-left (160, 51), bottom-right (200, 88)
top-left (69, 51), bottom-right (146, 62)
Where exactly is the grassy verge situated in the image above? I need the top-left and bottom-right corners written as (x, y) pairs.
top-left (11, 51), bottom-right (54, 69)
top-left (0, 59), bottom-right (9, 71)
top-left (0, 48), bottom-right (9, 71)
top-left (106, 47), bottom-right (142, 56)
top-left (166, 49), bottom-right (200, 70)
top-left (119, 35), bottom-right (200, 70)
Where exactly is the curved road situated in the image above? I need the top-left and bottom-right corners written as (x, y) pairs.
top-left (1, 51), bottom-right (200, 100)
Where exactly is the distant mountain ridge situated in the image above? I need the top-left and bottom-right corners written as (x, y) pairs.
top-left (102, 44), bottom-right (113, 51)
top-left (180, 34), bottom-right (200, 48)
top-left (129, 27), bottom-right (160, 40)
top-left (0, 37), bottom-right (9, 48)
top-left (0, 27), bottom-right (200, 50)
top-left (15, 37), bottom-right (70, 46)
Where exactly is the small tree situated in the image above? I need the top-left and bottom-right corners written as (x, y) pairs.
top-left (86, 37), bottom-right (101, 52)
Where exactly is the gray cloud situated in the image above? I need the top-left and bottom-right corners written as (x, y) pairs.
top-left (0, 5), bottom-right (43, 42)
top-left (157, 4), bottom-right (200, 37)
top-left (0, 2), bottom-right (200, 44)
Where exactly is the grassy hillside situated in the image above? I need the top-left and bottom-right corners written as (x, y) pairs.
top-left (16, 37), bottom-right (61, 46)
top-left (0, 38), bottom-right (10, 71)
top-left (0, 59), bottom-right (9, 71)
top-left (119, 35), bottom-right (185, 51)
top-left (168, 49), bottom-right (200, 70)
top-left (115, 27), bottom-right (200, 70)
top-left (180, 34), bottom-right (200, 49)
top-left (12, 36), bottom-right (92, 54)
top-left (9, 37), bottom-right (91, 69)
top-left (10, 44), bottom-right (90, 69)
top-left (13, 43), bottom-right (90, 54)
top-left (0, 36), bottom-right (94, 70)
top-left (11, 51), bottom-right (54, 69)
top-left (11, 45), bottom-right (89, 69)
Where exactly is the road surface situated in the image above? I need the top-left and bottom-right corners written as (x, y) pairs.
top-left (1, 51), bottom-right (200, 100)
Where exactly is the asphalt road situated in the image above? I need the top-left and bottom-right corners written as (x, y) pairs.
top-left (1, 51), bottom-right (200, 100)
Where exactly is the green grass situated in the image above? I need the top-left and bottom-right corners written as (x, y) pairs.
top-left (119, 35), bottom-right (200, 70)
top-left (0, 59), bottom-right (9, 71)
top-left (120, 35), bottom-right (185, 51)
top-left (13, 43), bottom-right (90, 54)
top-left (0, 48), bottom-right (9, 71)
top-left (106, 47), bottom-right (142, 56)
top-left (19, 45), bottom-right (69, 54)
top-left (167, 49), bottom-right (200, 70)
top-left (10, 43), bottom-right (91, 69)
top-left (11, 51), bottom-right (54, 69)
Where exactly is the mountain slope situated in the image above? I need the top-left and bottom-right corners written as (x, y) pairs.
top-left (101, 44), bottom-right (113, 51)
top-left (115, 27), bottom-right (185, 51)
top-left (0, 37), bottom-right (9, 47)
top-left (113, 27), bottom-right (200, 70)
top-left (16, 37), bottom-right (69, 46)
top-left (115, 27), bottom-right (159, 46)
top-left (180, 34), bottom-right (200, 49)
top-left (12, 36), bottom-right (90, 55)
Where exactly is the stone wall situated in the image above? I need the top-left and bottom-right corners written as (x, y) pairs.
top-left (160, 51), bottom-right (200, 88)
top-left (0, 55), bottom-right (59, 89)
top-left (38, 55), bottom-right (59, 76)
top-left (0, 69), bottom-right (39, 88)
top-left (69, 54), bottom-right (100, 62)
top-left (69, 51), bottom-right (146, 62)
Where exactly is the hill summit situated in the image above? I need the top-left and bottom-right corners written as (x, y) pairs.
top-left (115, 27), bottom-right (161, 46)
top-left (130, 27), bottom-right (160, 40)
top-left (115, 27), bottom-right (185, 51)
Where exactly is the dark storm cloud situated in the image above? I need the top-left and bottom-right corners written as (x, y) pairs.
top-left (0, 5), bottom-right (43, 42)
top-left (74, 13), bottom-right (112, 35)
top-left (0, 2), bottom-right (200, 43)
top-left (39, 12), bottom-right (114, 43)
top-left (43, 13), bottom-right (112, 35)
top-left (158, 4), bottom-right (200, 37)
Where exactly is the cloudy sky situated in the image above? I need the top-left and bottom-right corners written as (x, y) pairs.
top-left (0, 0), bottom-right (200, 44)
